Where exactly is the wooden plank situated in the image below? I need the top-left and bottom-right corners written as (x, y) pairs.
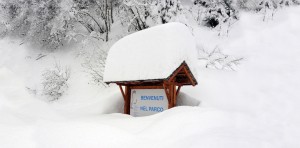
top-left (118, 85), bottom-right (126, 101)
top-left (130, 85), bottom-right (164, 89)
top-left (107, 79), bottom-right (163, 85)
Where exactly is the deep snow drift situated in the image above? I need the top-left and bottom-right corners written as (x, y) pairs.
top-left (1, 7), bottom-right (300, 148)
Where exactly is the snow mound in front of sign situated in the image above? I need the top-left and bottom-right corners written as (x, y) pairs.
top-left (103, 22), bottom-right (197, 82)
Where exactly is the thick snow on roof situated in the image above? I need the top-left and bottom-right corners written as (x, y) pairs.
top-left (104, 22), bottom-right (197, 82)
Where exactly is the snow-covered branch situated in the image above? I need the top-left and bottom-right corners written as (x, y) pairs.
top-left (198, 46), bottom-right (244, 71)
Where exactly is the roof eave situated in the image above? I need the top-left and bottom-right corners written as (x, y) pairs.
top-left (105, 61), bottom-right (198, 86)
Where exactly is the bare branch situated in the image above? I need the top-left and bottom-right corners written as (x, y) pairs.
top-left (198, 46), bottom-right (244, 71)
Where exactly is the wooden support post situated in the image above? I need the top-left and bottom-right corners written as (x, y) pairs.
top-left (163, 82), bottom-right (173, 109)
top-left (168, 84), bottom-right (172, 108)
top-left (176, 86), bottom-right (181, 97)
top-left (163, 82), bottom-right (171, 107)
top-left (118, 85), bottom-right (126, 101)
top-left (173, 85), bottom-right (177, 107)
top-left (183, 66), bottom-right (196, 86)
top-left (173, 85), bottom-right (181, 107)
top-left (124, 86), bottom-right (131, 114)
top-left (168, 83), bottom-right (175, 108)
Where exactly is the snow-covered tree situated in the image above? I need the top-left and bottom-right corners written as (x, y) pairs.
top-left (0, 0), bottom-right (32, 37)
top-left (71, 0), bottom-right (115, 41)
top-left (117, 0), bottom-right (152, 31)
top-left (28, 0), bottom-right (65, 49)
top-left (0, 0), bottom-right (73, 50)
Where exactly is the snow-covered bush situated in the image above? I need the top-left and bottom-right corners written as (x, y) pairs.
top-left (256, 0), bottom-right (299, 21)
top-left (42, 62), bottom-right (70, 100)
top-left (192, 0), bottom-right (238, 28)
top-left (118, 0), bottom-right (185, 32)
top-left (236, 0), bottom-right (299, 12)
top-left (82, 51), bottom-right (107, 86)
top-left (81, 47), bottom-right (108, 86)
top-left (154, 0), bottom-right (185, 24)
top-left (198, 46), bottom-right (243, 70)
top-left (75, 32), bottom-right (113, 87)
top-left (258, 0), bottom-right (278, 21)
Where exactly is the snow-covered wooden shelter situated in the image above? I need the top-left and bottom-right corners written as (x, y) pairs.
top-left (104, 22), bottom-right (198, 116)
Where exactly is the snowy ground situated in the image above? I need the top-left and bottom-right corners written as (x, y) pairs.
top-left (1, 7), bottom-right (300, 148)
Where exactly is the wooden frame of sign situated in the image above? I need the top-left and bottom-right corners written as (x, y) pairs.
top-left (106, 61), bottom-right (198, 114)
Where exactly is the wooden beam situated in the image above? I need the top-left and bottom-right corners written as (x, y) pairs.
top-left (118, 85), bottom-right (126, 101)
top-left (168, 65), bottom-right (185, 83)
top-left (108, 79), bottom-right (163, 85)
top-left (130, 85), bottom-right (164, 89)
top-left (183, 66), bottom-right (196, 86)
top-left (173, 82), bottom-right (186, 86)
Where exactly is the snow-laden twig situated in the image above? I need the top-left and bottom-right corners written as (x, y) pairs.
top-left (198, 46), bottom-right (244, 71)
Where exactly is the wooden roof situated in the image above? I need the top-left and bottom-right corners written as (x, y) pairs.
top-left (106, 61), bottom-right (197, 86)
top-left (103, 23), bottom-right (198, 83)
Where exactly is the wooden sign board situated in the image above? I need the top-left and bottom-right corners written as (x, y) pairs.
top-left (130, 89), bottom-right (168, 117)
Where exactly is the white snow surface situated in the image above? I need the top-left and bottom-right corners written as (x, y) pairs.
top-left (103, 22), bottom-right (197, 82)
top-left (0, 6), bottom-right (300, 148)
